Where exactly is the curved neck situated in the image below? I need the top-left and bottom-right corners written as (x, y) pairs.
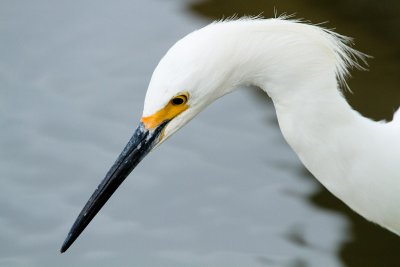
top-left (220, 24), bottom-right (378, 218)
top-left (263, 79), bottom-right (361, 181)
top-left (222, 26), bottom-right (400, 233)
top-left (194, 19), bottom-right (400, 235)
top-left (252, 65), bottom-right (361, 181)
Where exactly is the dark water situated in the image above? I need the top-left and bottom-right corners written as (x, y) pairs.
top-left (0, 1), bottom-right (399, 267)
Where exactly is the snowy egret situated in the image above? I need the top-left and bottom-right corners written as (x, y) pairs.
top-left (60, 17), bottom-right (400, 253)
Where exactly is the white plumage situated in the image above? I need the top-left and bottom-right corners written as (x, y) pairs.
top-left (144, 17), bottom-right (400, 235)
top-left (61, 17), bottom-right (400, 252)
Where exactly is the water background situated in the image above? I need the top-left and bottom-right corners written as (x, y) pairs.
top-left (1, 1), bottom-right (399, 266)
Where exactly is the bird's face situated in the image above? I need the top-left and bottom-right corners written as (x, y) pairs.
top-left (141, 37), bottom-right (227, 144)
top-left (61, 35), bottom-right (225, 252)
top-left (141, 91), bottom-right (190, 141)
top-left (141, 75), bottom-right (215, 145)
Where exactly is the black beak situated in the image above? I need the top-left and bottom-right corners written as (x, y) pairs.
top-left (60, 121), bottom-right (168, 253)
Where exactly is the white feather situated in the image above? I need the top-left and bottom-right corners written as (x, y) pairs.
top-left (144, 18), bottom-right (400, 235)
top-left (393, 108), bottom-right (400, 123)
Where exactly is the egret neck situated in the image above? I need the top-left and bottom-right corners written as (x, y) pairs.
top-left (203, 20), bottom-right (400, 235)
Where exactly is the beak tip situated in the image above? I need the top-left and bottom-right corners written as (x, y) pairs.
top-left (60, 239), bottom-right (69, 253)
top-left (59, 121), bottom-right (168, 253)
top-left (60, 233), bottom-right (74, 253)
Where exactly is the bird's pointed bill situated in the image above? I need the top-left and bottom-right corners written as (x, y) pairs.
top-left (60, 121), bottom-right (168, 253)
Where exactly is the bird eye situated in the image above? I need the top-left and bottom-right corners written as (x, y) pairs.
top-left (171, 94), bottom-right (188, 105)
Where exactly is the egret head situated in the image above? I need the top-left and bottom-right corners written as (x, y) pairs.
top-left (141, 29), bottom-right (236, 142)
top-left (61, 26), bottom-right (234, 253)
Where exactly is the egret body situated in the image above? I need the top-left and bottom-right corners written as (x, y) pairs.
top-left (61, 18), bottom-right (400, 252)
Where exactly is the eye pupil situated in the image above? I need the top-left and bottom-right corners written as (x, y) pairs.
top-left (172, 96), bottom-right (185, 105)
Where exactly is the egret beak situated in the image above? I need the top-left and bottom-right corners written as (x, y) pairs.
top-left (60, 120), bottom-right (168, 253)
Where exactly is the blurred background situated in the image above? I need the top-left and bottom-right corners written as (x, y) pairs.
top-left (1, 0), bottom-right (399, 266)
